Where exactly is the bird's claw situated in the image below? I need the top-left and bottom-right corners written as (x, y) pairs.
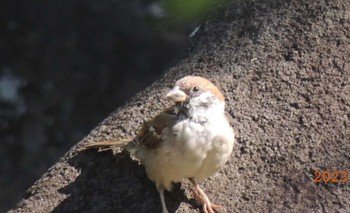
top-left (190, 182), bottom-right (226, 213)
top-left (203, 203), bottom-right (225, 213)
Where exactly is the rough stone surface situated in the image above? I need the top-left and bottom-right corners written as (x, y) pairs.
top-left (10, 0), bottom-right (350, 212)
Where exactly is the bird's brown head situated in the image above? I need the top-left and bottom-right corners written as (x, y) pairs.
top-left (166, 76), bottom-right (224, 104)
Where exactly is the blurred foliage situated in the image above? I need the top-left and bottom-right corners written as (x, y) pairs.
top-left (161, 0), bottom-right (230, 27)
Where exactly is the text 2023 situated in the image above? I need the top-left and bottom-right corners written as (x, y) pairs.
top-left (314, 170), bottom-right (348, 183)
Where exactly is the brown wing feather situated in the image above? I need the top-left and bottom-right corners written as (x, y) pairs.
top-left (81, 139), bottom-right (131, 152)
top-left (136, 105), bottom-right (178, 150)
top-left (82, 105), bottom-right (179, 152)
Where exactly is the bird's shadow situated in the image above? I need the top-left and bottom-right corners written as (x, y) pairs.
top-left (52, 149), bottom-right (196, 213)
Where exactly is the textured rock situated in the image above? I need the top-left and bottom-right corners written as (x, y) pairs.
top-left (10, 0), bottom-right (350, 212)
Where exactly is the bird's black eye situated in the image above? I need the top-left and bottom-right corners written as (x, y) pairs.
top-left (192, 86), bottom-right (200, 93)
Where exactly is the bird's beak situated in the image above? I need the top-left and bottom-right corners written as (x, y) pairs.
top-left (166, 86), bottom-right (187, 103)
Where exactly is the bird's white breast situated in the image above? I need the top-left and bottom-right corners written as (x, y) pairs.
top-left (142, 104), bottom-right (234, 190)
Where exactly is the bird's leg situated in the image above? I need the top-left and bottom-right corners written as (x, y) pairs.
top-left (188, 178), bottom-right (225, 213)
top-left (158, 186), bottom-right (169, 213)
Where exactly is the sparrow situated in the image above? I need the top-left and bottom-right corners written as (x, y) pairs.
top-left (84, 76), bottom-right (235, 213)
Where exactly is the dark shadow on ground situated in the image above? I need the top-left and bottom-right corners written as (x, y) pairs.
top-left (53, 149), bottom-right (193, 212)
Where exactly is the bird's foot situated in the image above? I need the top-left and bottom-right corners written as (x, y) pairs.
top-left (189, 179), bottom-right (225, 213)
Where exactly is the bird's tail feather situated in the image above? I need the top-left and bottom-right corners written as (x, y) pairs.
top-left (83, 139), bottom-right (132, 152)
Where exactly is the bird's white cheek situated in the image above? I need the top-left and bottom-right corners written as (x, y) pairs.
top-left (190, 92), bottom-right (211, 107)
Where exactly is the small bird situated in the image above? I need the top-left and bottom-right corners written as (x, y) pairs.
top-left (85, 76), bottom-right (235, 213)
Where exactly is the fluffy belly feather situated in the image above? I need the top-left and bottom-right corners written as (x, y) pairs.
top-left (142, 121), bottom-right (234, 191)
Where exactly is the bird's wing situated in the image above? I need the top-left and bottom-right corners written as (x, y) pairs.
top-left (136, 105), bottom-right (179, 150)
top-left (82, 105), bottom-right (180, 152)
top-left (82, 139), bottom-right (132, 152)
